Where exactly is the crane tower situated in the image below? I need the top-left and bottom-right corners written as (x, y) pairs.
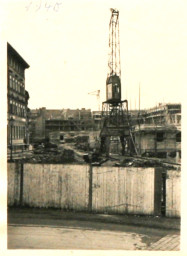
top-left (100, 8), bottom-right (137, 156)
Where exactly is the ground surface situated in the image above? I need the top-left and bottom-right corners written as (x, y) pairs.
top-left (8, 208), bottom-right (180, 250)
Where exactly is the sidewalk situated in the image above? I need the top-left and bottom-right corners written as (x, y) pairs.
top-left (8, 207), bottom-right (180, 230)
top-left (147, 234), bottom-right (180, 251)
top-left (8, 207), bottom-right (180, 250)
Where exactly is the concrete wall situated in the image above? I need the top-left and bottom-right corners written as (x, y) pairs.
top-left (166, 170), bottom-right (181, 217)
top-left (135, 131), bottom-right (181, 154)
top-left (92, 167), bottom-right (155, 215)
top-left (138, 134), bottom-right (155, 154)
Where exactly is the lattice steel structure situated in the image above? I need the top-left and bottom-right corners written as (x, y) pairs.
top-left (100, 9), bottom-right (137, 156)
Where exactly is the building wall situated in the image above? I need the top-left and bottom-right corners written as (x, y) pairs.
top-left (7, 43), bottom-right (30, 151)
top-left (143, 104), bottom-right (181, 125)
top-left (134, 127), bottom-right (181, 161)
top-left (30, 108), bottom-right (93, 141)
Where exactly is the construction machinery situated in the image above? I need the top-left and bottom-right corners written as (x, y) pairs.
top-left (100, 8), bottom-right (137, 156)
top-left (88, 90), bottom-right (100, 111)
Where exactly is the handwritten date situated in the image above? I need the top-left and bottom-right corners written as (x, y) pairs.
top-left (25, 0), bottom-right (62, 12)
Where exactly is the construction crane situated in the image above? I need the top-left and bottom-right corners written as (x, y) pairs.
top-left (100, 8), bottom-right (138, 156)
top-left (88, 90), bottom-right (100, 111)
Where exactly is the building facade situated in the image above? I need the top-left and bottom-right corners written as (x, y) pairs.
top-left (29, 108), bottom-right (93, 142)
top-left (7, 43), bottom-right (30, 154)
top-left (133, 103), bottom-right (181, 162)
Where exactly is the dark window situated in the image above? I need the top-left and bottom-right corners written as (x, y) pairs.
top-left (60, 135), bottom-right (64, 140)
top-left (156, 132), bottom-right (164, 142)
top-left (176, 132), bottom-right (181, 142)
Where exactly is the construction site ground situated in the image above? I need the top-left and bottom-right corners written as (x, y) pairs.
top-left (8, 142), bottom-right (180, 170)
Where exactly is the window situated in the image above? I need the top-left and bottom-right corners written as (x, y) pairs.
top-left (177, 115), bottom-right (181, 124)
top-left (20, 105), bottom-right (22, 117)
top-left (15, 79), bottom-right (18, 91)
top-left (18, 104), bottom-right (20, 116)
top-left (176, 132), bottom-right (181, 142)
top-left (9, 100), bottom-right (13, 114)
top-left (12, 77), bottom-right (15, 90)
top-left (15, 103), bottom-right (18, 115)
top-left (156, 132), bottom-right (164, 142)
top-left (12, 101), bottom-right (15, 114)
top-left (9, 75), bottom-right (12, 88)
top-left (17, 81), bottom-right (20, 93)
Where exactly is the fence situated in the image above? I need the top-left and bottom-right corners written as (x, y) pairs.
top-left (7, 163), bottom-right (181, 217)
top-left (166, 170), bottom-right (181, 217)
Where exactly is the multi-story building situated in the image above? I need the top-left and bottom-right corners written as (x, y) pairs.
top-left (7, 43), bottom-right (30, 154)
top-left (133, 103), bottom-right (181, 162)
top-left (141, 103), bottom-right (181, 125)
top-left (29, 108), bottom-right (93, 141)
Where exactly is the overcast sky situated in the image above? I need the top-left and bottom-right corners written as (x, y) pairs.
top-left (2, 0), bottom-right (187, 110)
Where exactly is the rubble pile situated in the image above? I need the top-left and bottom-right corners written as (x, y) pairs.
top-left (120, 157), bottom-right (177, 169)
top-left (21, 142), bottom-right (77, 164)
top-left (23, 148), bottom-right (76, 164)
top-left (75, 135), bottom-right (89, 151)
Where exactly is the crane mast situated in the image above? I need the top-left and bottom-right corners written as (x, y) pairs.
top-left (100, 8), bottom-right (137, 156)
top-left (108, 8), bottom-right (121, 78)
top-left (106, 9), bottom-right (121, 104)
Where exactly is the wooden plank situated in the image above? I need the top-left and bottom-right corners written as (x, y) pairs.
top-left (7, 163), bottom-right (21, 206)
top-left (23, 164), bottom-right (89, 210)
top-left (166, 170), bottom-right (181, 217)
top-left (92, 167), bottom-right (155, 215)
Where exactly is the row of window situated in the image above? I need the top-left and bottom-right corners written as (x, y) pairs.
top-left (156, 132), bottom-right (181, 142)
top-left (11, 126), bottom-right (26, 140)
top-left (9, 100), bottom-right (26, 117)
top-left (9, 57), bottom-right (24, 75)
top-left (9, 74), bottom-right (25, 94)
top-left (170, 115), bottom-right (181, 124)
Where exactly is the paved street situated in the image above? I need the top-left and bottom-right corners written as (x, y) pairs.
top-left (8, 224), bottom-right (149, 250)
top-left (8, 208), bottom-right (180, 250)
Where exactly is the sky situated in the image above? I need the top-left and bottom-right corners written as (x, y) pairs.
top-left (1, 0), bottom-right (187, 111)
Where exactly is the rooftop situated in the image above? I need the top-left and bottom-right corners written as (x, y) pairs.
top-left (7, 43), bottom-right (30, 69)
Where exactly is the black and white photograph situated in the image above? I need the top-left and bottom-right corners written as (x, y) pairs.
top-left (1, 0), bottom-right (186, 253)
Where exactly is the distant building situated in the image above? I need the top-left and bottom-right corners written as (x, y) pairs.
top-left (29, 108), bottom-right (93, 141)
top-left (133, 103), bottom-right (181, 162)
top-left (141, 103), bottom-right (181, 125)
top-left (7, 43), bottom-right (30, 153)
top-left (91, 111), bottom-right (102, 130)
